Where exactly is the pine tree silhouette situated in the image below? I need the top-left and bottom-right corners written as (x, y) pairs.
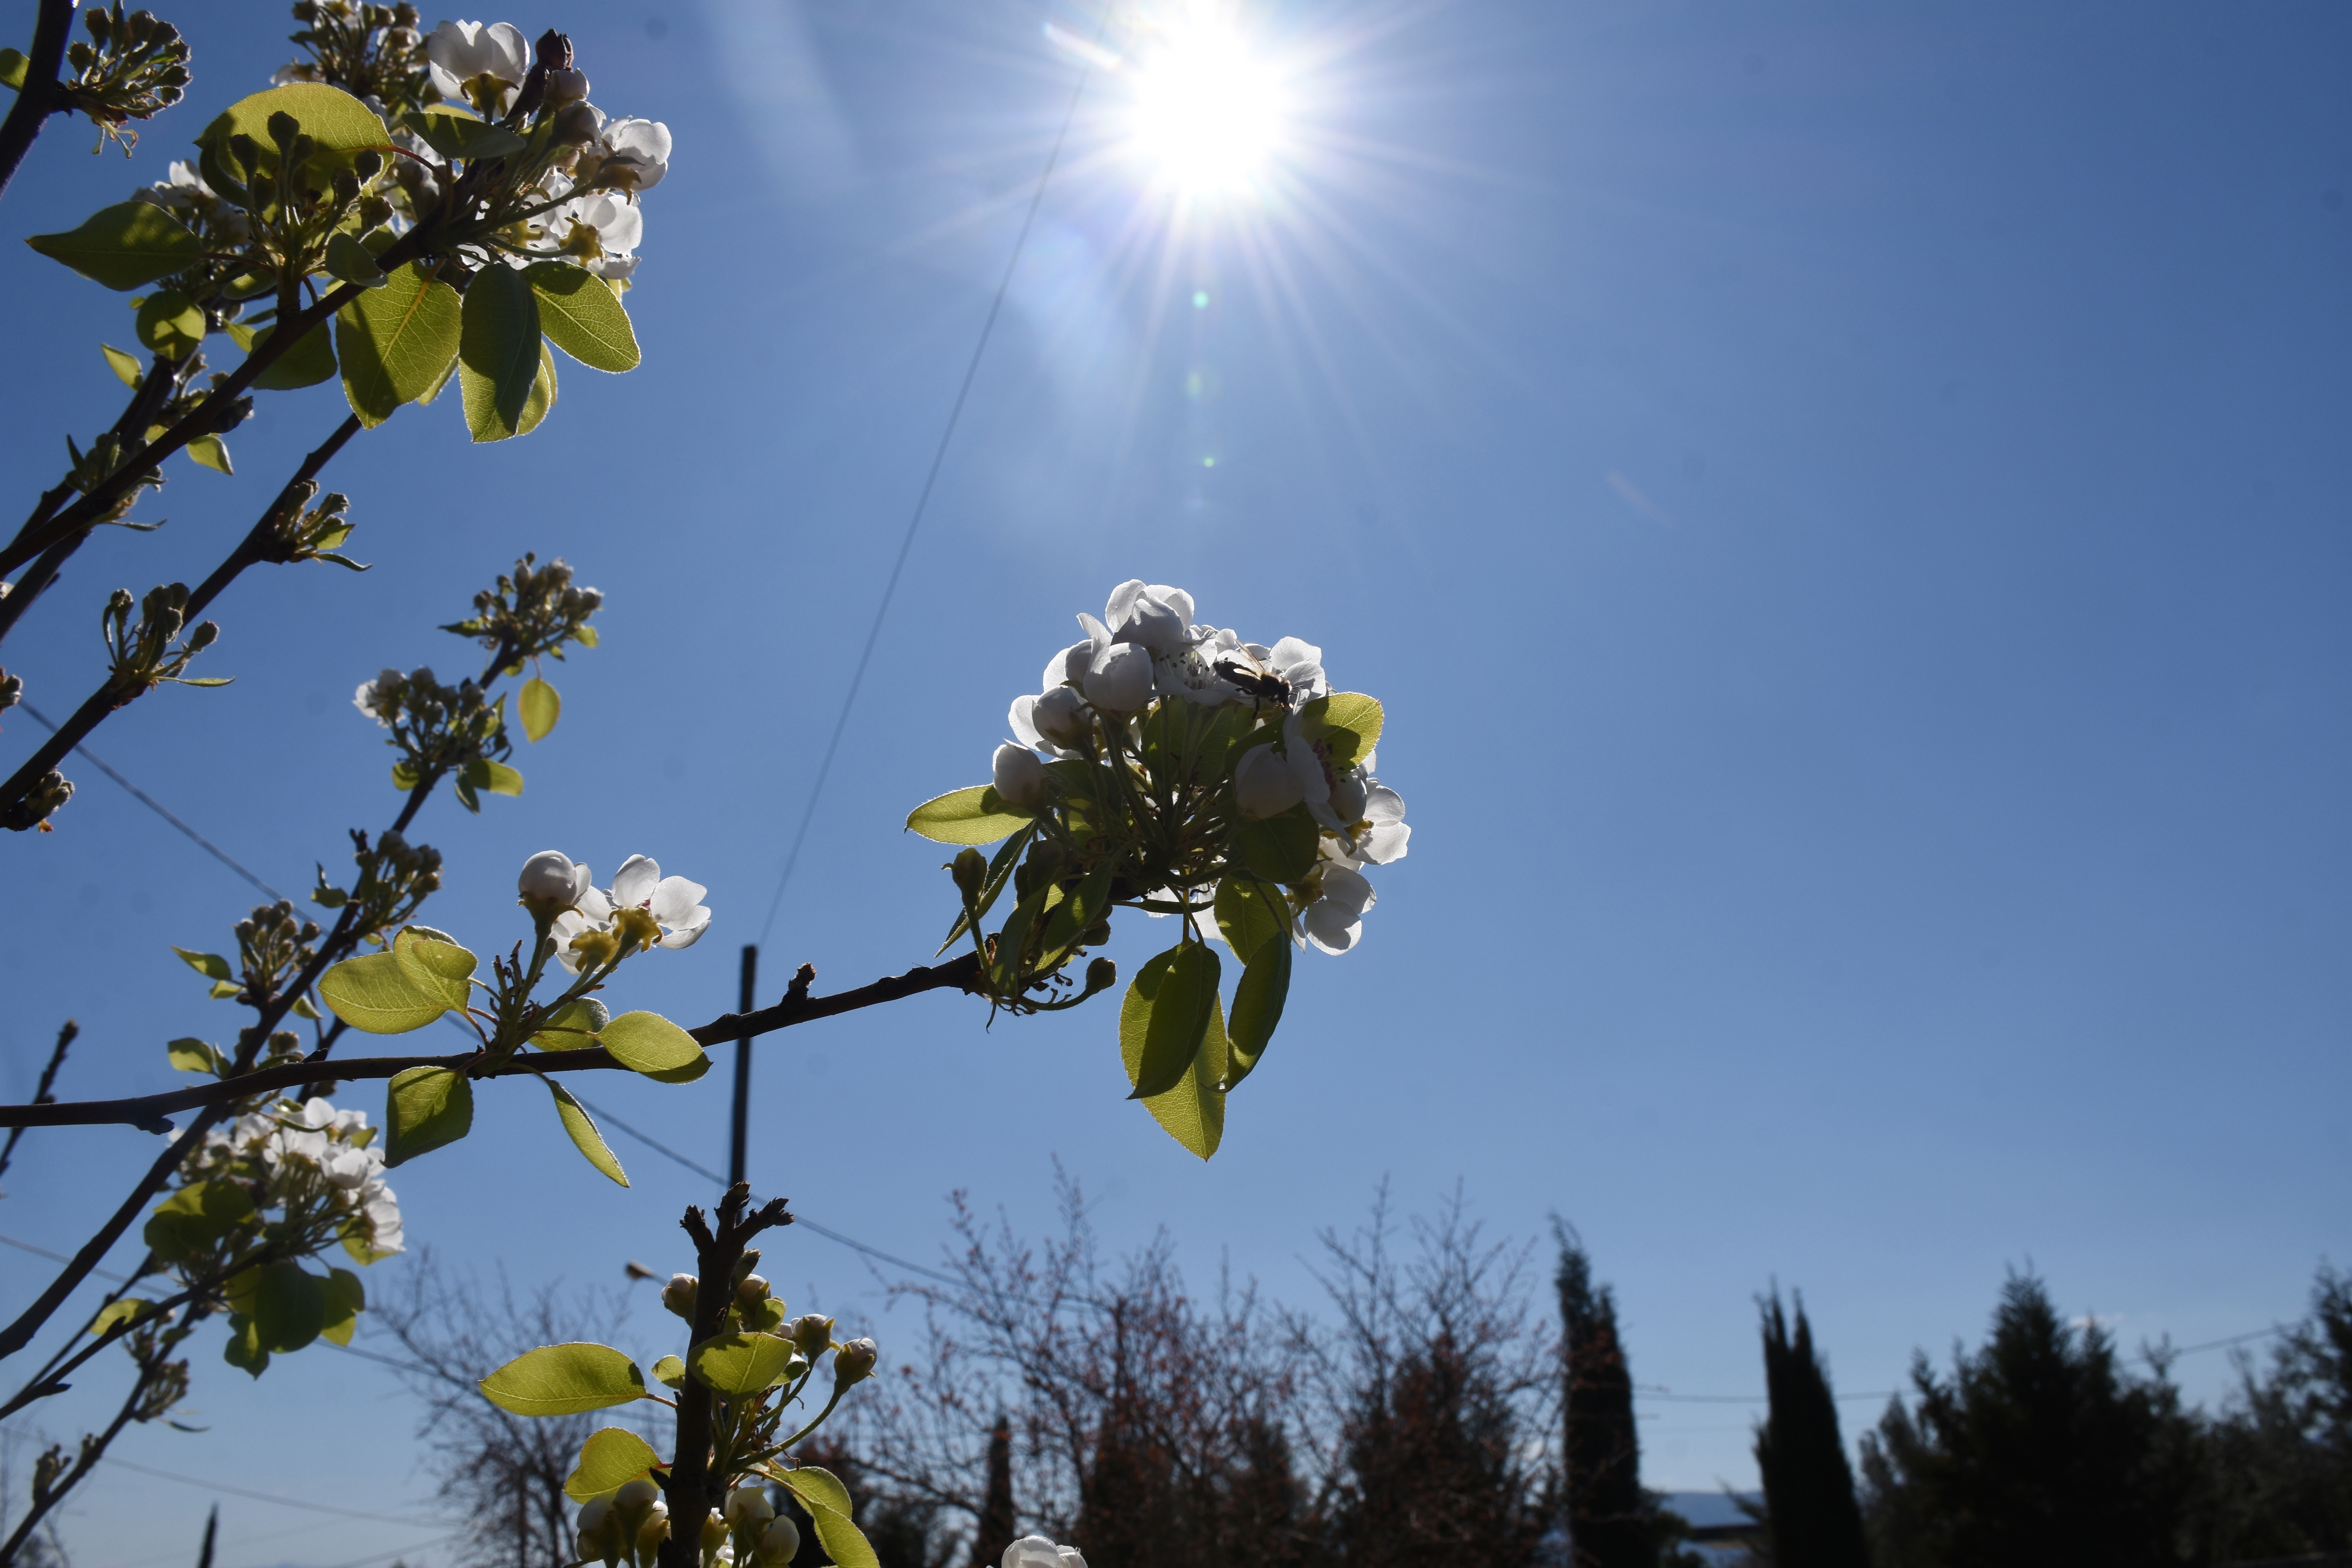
top-left (973, 1413), bottom-right (1015, 1568)
top-left (1557, 1223), bottom-right (1655, 1568)
top-left (1755, 1291), bottom-right (1871, 1568)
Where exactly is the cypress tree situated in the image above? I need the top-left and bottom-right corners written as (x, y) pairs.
top-left (1556, 1224), bottom-right (1654, 1568)
top-left (1755, 1292), bottom-right (1871, 1568)
top-left (973, 1413), bottom-right (1015, 1567)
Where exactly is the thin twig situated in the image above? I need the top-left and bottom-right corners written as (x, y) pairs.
top-left (0, 1020), bottom-right (75, 1187)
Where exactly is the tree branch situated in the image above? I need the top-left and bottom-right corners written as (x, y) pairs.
top-left (0, 1018), bottom-right (73, 1186)
top-left (0, 953), bottom-right (985, 1130)
top-left (0, 0), bottom-right (76, 205)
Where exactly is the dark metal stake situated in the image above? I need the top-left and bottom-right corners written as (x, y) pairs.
top-left (728, 944), bottom-right (757, 1189)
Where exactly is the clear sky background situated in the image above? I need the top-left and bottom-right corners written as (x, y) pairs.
top-left (2, 2), bottom-right (2348, 1564)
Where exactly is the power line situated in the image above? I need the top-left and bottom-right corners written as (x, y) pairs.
top-left (16, 702), bottom-right (288, 903)
top-left (93, 1457), bottom-right (452, 1528)
top-left (756, 7), bottom-right (1111, 946)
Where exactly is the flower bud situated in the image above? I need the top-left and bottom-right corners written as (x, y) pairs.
top-left (544, 67), bottom-right (590, 103)
top-left (735, 1273), bottom-right (769, 1307)
top-left (577, 1497), bottom-right (622, 1568)
top-left (786, 1313), bottom-right (833, 1357)
top-left (553, 100), bottom-right (602, 144)
top-left (614, 1478), bottom-right (662, 1532)
top-left (1044, 641), bottom-right (1093, 691)
top-left (951, 847), bottom-right (985, 902)
top-left (636, 1503), bottom-right (671, 1563)
top-left (755, 1515), bottom-right (800, 1565)
top-left (1031, 686), bottom-right (1090, 746)
top-left (661, 1273), bottom-right (698, 1319)
top-left (1083, 957), bottom-right (1117, 994)
top-left (725, 1488), bottom-right (774, 1528)
top-left (832, 1336), bottom-right (878, 1387)
top-left (1082, 643), bottom-right (1154, 711)
top-left (1232, 744), bottom-right (1305, 820)
top-left (519, 849), bottom-right (588, 909)
top-left (992, 743), bottom-right (1051, 810)
top-left (701, 1509), bottom-right (729, 1566)
top-left (1328, 770), bottom-right (1369, 824)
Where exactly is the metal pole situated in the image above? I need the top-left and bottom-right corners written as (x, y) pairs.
top-left (729, 944), bottom-right (757, 1189)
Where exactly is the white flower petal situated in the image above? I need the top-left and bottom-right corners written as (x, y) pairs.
top-left (1303, 901), bottom-right (1362, 954)
top-left (1009, 694), bottom-right (1045, 748)
top-left (612, 855), bottom-right (660, 908)
top-left (650, 875), bottom-right (708, 926)
top-left (1355, 821), bottom-right (1411, 864)
top-left (659, 909), bottom-right (711, 949)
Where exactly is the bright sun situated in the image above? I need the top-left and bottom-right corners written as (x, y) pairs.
top-left (1129, 4), bottom-right (1286, 196)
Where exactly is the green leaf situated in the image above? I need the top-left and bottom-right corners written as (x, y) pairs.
top-left (519, 676), bottom-right (560, 741)
top-left (457, 757), bottom-right (524, 799)
top-left (101, 343), bottom-right (143, 386)
top-left (142, 1180), bottom-right (256, 1265)
top-left (1222, 936), bottom-right (1290, 1090)
top-left (244, 319), bottom-right (339, 392)
top-left (1130, 942), bottom-right (1220, 1101)
top-left (209, 978), bottom-right (242, 1000)
top-left (186, 434), bottom-right (233, 474)
top-left (478, 1342), bottom-right (647, 1417)
top-left (89, 1299), bottom-right (158, 1338)
top-left (987, 882), bottom-right (1053, 997)
top-left (641, 1053), bottom-right (712, 1086)
top-left (336, 260), bottom-right (463, 428)
top-left (599, 1011), bottom-right (707, 1078)
top-left (383, 1065), bottom-right (474, 1167)
top-left (252, 1262), bottom-right (327, 1354)
top-left (0, 48), bottom-right (27, 93)
top-left (810, 1510), bottom-right (882, 1568)
top-left (459, 262), bottom-right (542, 442)
top-left (937, 822), bottom-right (1036, 955)
top-left (776, 1467), bottom-right (855, 1519)
top-left (399, 109), bottom-right (528, 162)
top-left (323, 231), bottom-right (388, 289)
top-left (165, 1038), bottom-right (225, 1075)
top-left (516, 338), bottom-right (556, 436)
top-left (320, 1267), bottom-right (364, 1347)
top-left (530, 997), bottom-right (608, 1050)
top-left (906, 784), bottom-right (1033, 846)
top-left (651, 1354), bottom-right (686, 1390)
top-left (222, 1314), bottom-right (269, 1377)
top-left (1213, 878), bottom-right (1289, 964)
top-left (688, 1332), bottom-right (796, 1396)
top-left (1119, 950), bottom-right (1227, 1160)
top-left (26, 202), bottom-right (201, 290)
top-left (525, 262), bottom-right (641, 372)
top-left (1298, 692), bottom-right (1384, 770)
top-left (547, 1080), bottom-right (628, 1187)
top-left (199, 83), bottom-right (392, 177)
top-left (1036, 865), bottom-right (1115, 972)
top-left (135, 291), bottom-right (204, 358)
top-left (571, 624), bottom-right (599, 648)
top-left (393, 927), bottom-right (477, 1011)
top-left (172, 946), bottom-right (234, 982)
top-left (319, 950), bottom-right (448, 1034)
top-left (1235, 806), bottom-right (1320, 884)
top-left (565, 1427), bottom-right (661, 1503)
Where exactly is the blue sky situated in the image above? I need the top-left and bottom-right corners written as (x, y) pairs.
top-left (2, 1), bottom-right (2347, 1562)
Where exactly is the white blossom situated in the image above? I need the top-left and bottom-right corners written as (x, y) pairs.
top-left (518, 849), bottom-right (592, 907)
top-left (1103, 579), bottom-right (1194, 653)
top-left (552, 855), bottom-right (710, 970)
top-left (425, 20), bottom-right (529, 112)
top-left (543, 187), bottom-right (643, 279)
top-left (1083, 642), bottom-right (1154, 710)
top-left (1010, 686), bottom-right (1090, 753)
top-left (1003, 1539), bottom-right (1087, 1568)
top-left (586, 116), bottom-right (672, 194)
top-left (1232, 742), bottom-right (1304, 819)
top-left (353, 667), bottom-right (404, 724)
top-left (993, 742), bottom-right (1052, 809)
top-left (1302, 862), bottom-right (1375, 955)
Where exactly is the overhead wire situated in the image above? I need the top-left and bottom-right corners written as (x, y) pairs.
top-left (755, 4), bottom-right (1114, 946)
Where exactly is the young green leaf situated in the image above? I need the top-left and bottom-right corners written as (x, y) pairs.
top-left (517, 339), bottom-right (557, 436)
top-left (1212, 878), bottom-right (1289, 964)
top-left (320, 1267), bottom-right (365, 1347)
top-left (143, 1180), bottom-right (257, 1264)
top-left (546, 1080), bottom-right (628, 1187)
top-left (1235, 806), bottom-right (1319, 884)
top-left (134, 290), bottom-right (205, 358)
top-left (519, 676), bottom-right (560, 741)
top-left (383, 1065), bottom-right (474, 1167)
top-left (459, 263), bottom-right (542, 442)
top-left (688, 1332), bottom-right (797, 1396)
top-left (336, 261), bottom-right (463, 426)
top-left (564, 1427), bottom-right (662, 1502)
top-left (651, 1354), bottom-right (686, 1390)
top-left (165, 1038), bottom-right (225, 1075)
top-left (318, 950), bottom-right (448, 1034)
top-left (906, 784), bottom-right (1033, 846)
top-left (399, 109), bottom-right (528, 162)
top-left (776, 1467), bottom-right (855, 1519)
top-left (987, 882), bottom-right (1054, 998)
top-left (200, 83), bottom-right (392, 171)
top-left (0, 48), bottom-right (27, 92)
top-left (243, 319), bottom-right (339, 391)
top-left (172, 946), bottom-right (234, 981)
top-left (392, 927), bottom-right (477, 1011)
top-left (25, 202), bottom-right (201, 290)
top-left (457, 757), bottom-right (524, 798)
top-left (323, 231), bottom-right (388, 289)
top-left (530, 996), bottom-right (608, 1050)
top-left (599, 1011), bottom-right (707, 1078)
top-left (1129, 942), bottom-right (1221, 1101)
top-left (1298, 692), bottom-right (1384, 769)
top-left (1221, 936), bottom-right (1290, 1090)
top-left (251, 1261), bottom-right (327, 1354)
top-left (478, 1342), bottom-right (648, 1416)
top-left (101, 343), bottom-right (143, 386)
top-left (1036, 866), bottom-right (1116, 972)
top-left (809, 1510), bottom-right (882, 1568)
top-left (89, 1299), bottom-right (158, 1338)
top-left (186, 434), bottom-right (233, 474)
top-left (1119, 950), bottom-right (1227, 1160)
top-left (526, 262), bottom-right (641, 372)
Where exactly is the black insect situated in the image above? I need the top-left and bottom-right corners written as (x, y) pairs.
top-left (1214, 658), bottom-right (1293, 715)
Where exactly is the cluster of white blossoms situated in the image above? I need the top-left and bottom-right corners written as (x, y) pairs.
top-left (417, 20), bottom-right (672, 280)
top-left (196, 1096), bottom-right (404, 1256)
top-left (517, 850), bottom-right (711, 973)
top-left (996, 579), bottom-right (1408, 955)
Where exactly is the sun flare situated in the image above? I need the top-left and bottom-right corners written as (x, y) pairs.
top-left (1128, 4), bottom-right (1287, 196)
